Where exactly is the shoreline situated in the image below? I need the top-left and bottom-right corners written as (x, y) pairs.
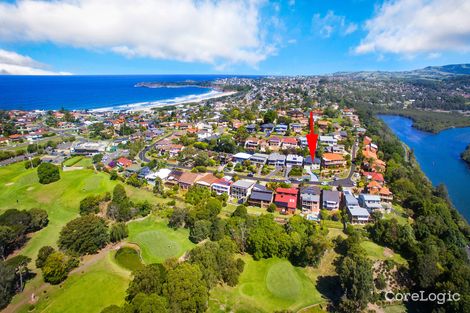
top-left (89, 90), bottom-right (237, 113)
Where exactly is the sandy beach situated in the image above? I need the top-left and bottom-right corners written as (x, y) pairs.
top-left (90, 90), bottom-right (237, 113)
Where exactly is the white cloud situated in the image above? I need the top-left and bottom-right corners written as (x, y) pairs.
top-left (312, 11), bottom-right (357, 38)
top-left (355, 0), bottom-right (470, 55)
top-left (0, 49), bottom-right (71, 75)
top-left (0, 0), bottom-right (272, 68)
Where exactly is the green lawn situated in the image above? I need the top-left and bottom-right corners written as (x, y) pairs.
top-left (209, 256), bottom-right (325, 313)
top-left (361, 240), bottom-right (407, 265)
top-left (19, 252), bottom-right (130, 313)
top-left (0, 162), bottom-right (163, 264)
top-left (63, 156), bottom-right (83, 167)
top-left (127, 216), bottom-right (195, 264)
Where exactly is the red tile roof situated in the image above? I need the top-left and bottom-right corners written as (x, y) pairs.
top-left (276, 187), bottom-right (298, 195)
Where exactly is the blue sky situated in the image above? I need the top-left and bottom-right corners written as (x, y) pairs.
top-left (0, 0), bottom-right (469, 75)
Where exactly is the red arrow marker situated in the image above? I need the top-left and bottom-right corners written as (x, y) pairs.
top-left (306, 111), bottom-right (319, 162)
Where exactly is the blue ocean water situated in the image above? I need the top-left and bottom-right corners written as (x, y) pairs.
top-left (380, 115), bottom-right (470, 221)
top-left (0, 75), bottom-right (239, 111)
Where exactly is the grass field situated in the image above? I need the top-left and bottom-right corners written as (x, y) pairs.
top-left (19, 252), bottom-right (130, 313)
top-left (361, 240), bottom-right (407, 265)
top-left (208, 256), bottom-right (325, 313)
top-left (0, 162), bottom-right (164, 264)
top-left (114, 246), bottom-right (143, 272)
top-left (127, 216), bottom-right (195, 264)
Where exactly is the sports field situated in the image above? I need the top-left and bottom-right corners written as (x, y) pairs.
top-left (0, 162), bottom-right (163, 263)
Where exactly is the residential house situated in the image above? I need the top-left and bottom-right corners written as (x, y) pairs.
top-left (298, 136), bottom-right (307, 147)
top-left (246, 124), bottom-right (257, 133)
top-left (268, 136), bottom-right (281, 149)
top-left (268, 153), bottom-right (286, 167)
top-left (248, 184), bottom-right (274, 208)
top-left (260, 123), bottom-right (275, 133)
top-left (281, 137), bottom-right (298, 150)
top-left (117, 157), bottom-right (133, 168)
top-left (322, 153), bottom-right (346, 168)
top-left (348, 206), bottom-right (370, 224)
top-left (290, 123), bottom-right (302, 133)
top-left (211, 177), bottom-right (232, 195)
top-left (322, 190), bottom-right (341, 210)
top-left (274, 124), bottom-right (288, 134)
top-left (230, 179), bottom-right (256, 200)
top-left (286, 154), bottom-right (303, 166)
top-left (195, 173), bottom-right (219, 188)
top-left (300, 186), bottom-right (321, 218)
top-left (358, 194), bottom-right (382, 211)
top-left (274, 187), bottom-right (298, 214)
top-left (233, 152), bottom-right (252, 163)
top-left (178, 172), bottom-right (201, 190)
top-left (244, 138), bottom-right (260, 150)
top-left (319, 136), bottom-right (337, 146)
top-left (250, 153), bottom-right (269, 165)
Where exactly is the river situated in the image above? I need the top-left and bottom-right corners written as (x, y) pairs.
top-left (380, 115), bottom-right (470, 221)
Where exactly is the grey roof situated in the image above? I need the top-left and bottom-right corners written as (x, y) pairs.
top-left (268, 153), bottom-right (286, 161)
top-left (348, 206), bottom-right (370, 217)
top-left (359, 194), bottom-right (381, 201)
top-left (253, 184), bottom-right (270, 192)
top-left (249, 191), bottom-right (273, 202)
top-left (344, 194), bottom-right (359, 205)
top-left (250, 153), bottom-right (269, 161)
top-left (301, 194), bottom-right (320, 202)
top-left (232, 179), bottom-right (255, 189)
top-left (323, 190), bottom-right (341, 202)
top-left (286, 154), bottom-right (303, 162)
top-left (300, 186), bottom-right (321, 195)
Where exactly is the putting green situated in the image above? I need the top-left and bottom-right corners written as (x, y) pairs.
top-left (209, 256), bottom-right (324, 312)
top-left (266, 261), bottom-right (302, 299)
top-left (127, 217), bottom-right (195, 264)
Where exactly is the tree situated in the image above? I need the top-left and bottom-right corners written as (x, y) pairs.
top-left (337, 254), bottom-right (373, 311)
top-left (126, 264), bottom-right (167, 301)
top-left (59, 215), bottom-right (109, 255)
top-left (7, 255), bottom-right (31, 291)
top-left (263, 110), bottom-right (278, 123)
top-left (36, 246), bottom-right (55, 269)
top-left (110, 223), bottom-right (128, 243)
top-left (153, 177), bottom-right (164, 195)
top-left (107, 184), bottom-right (132, 221)
top-left (131, 293), bottom-right (168, 313)
top-left (37, 162), bottom-right (60, 184)
top-left (42, 251), bottom-right (69, 284)
top-left (0, 259), bottom-right (16, 309)
top-left (0, 226), bottom-right (14, 260)
top-left (28, 208), bottom-right (48, 231)
top-left (189, 220), bottom-right (212, 243)
top-left (79, 195), bottom-right (101, 215)
top-left (168, 207), bottom-right (188, 229)
top-left (164, 263), bottom-right (209, 313)
top-left (231, 205), bottom-right (248, 219)
top-left (92, 154), bottom-right (103, 164)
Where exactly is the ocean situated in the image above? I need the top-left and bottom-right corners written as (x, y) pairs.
top-left (380, 115), bottom-right (470, 221)
top-left (0, 75), bottom-right (242, 111)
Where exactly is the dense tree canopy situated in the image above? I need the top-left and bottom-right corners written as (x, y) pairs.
top-left (58, 215), bottom-right (109, 255)
top-left (37, 162), bottom-right (60, 184)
